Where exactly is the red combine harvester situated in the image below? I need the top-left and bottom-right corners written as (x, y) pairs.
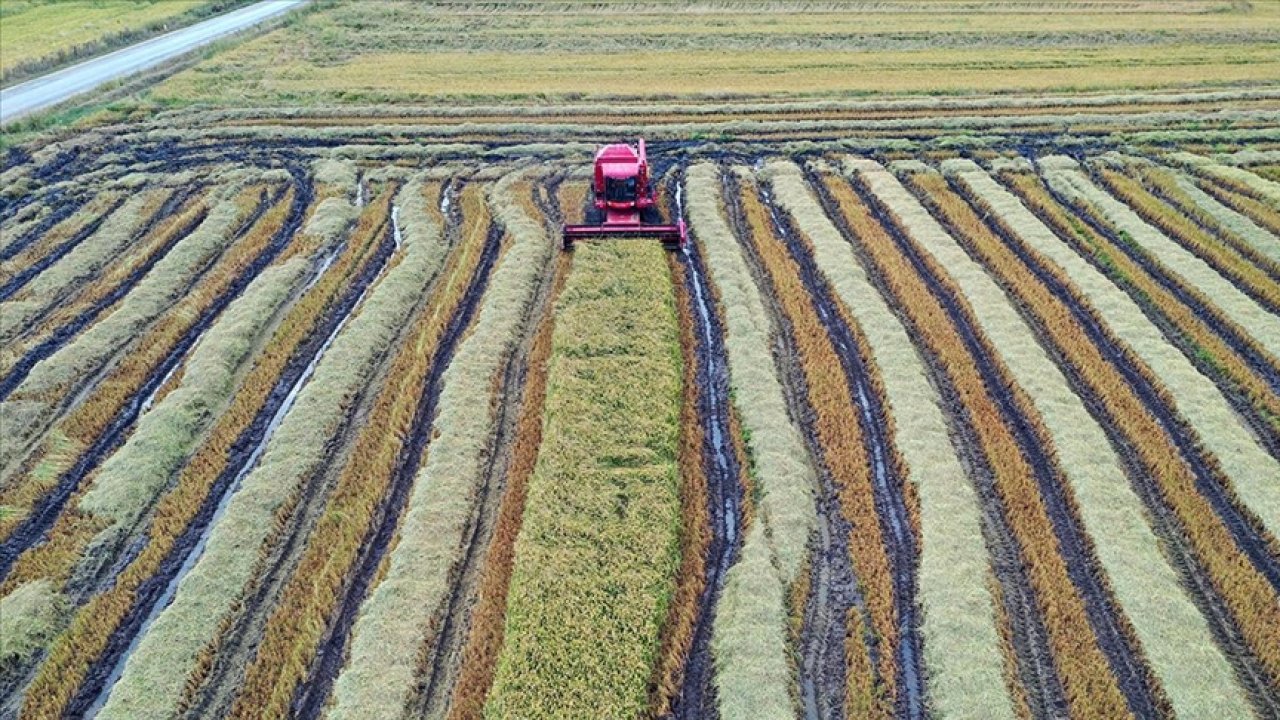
top-left (562, 138), bottom-right (687, 251)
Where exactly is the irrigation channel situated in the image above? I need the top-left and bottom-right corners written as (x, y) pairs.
top-left (671, 177), bottom-right (745, 720)
top-left (75, 192), bottom-right (398, 717)
top-left (0, 171), bottom-right (312, 581)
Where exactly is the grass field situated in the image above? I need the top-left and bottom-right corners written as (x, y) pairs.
top-left (2, 1), bottom-right (1280, 718)
top-left (0, 0), bottom-right (254, 85)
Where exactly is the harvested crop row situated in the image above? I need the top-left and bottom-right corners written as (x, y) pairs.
top-left (1163, 170), bottom-right (1280, 268)
top-left (8, 186), bottom-right (371, 720)
top-left (0, 197), bottom-right (211, 384)
top-left (997, 168), bottom-right (1280, 522)
top-left (791, 168), bottom-right (1068, 719)
top-left (14, 246), bottom-right (317, 720)
top-left (686, 162), bottom-right (815, 720)
top-left (1043, 160), bottom-right (1280, 370)
top-left (0, 183), bottom-right (265, 477)
top-left (447, 242), bottom-right (570, 720)
top-left (927, 162), bottom-right (1254, 718)
top-left (1122, 160), bottom-right (1280, 274)
top-left (846, 158), bottom-right (1133, 719)
top-left (775, 160), bottom-right (1015, 720)
top-left (228, 179), bottom-right (484, 720)
top-left (0, 189), bottom-right (132, 301)
top-left (91, 183), bottom-right (417, 719)
top-left (1168, 152), bottom-right (1280, 205)
top-left (734, 169), bottom-right (893, 717)
top-left (1096, 168), bottom-right (1280, 314)
top-left (483, 236), bottom-right (681, 718)
top-left (0, 185), bottom-right (295, 547)
top-left (1185, 172), bottom-right (1280, 238)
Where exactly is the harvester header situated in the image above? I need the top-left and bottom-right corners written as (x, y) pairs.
top-left (562, 138), bottom-right (687, 251)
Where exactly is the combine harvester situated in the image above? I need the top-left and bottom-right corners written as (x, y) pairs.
top-left (562, 138), bottom-right (687, 251)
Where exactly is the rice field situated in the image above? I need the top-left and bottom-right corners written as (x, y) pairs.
top-left (3, 2), bottom-right (1280, 719)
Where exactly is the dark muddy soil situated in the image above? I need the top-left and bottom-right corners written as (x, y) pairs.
top-left (819, 171), bottom-right (1071, 720)
top-left (720, 169), bottom-right (866, 720)
top-left (668, 196), bottom-right (745, 720)
top-left (771, 170), bottom-right (925, 720)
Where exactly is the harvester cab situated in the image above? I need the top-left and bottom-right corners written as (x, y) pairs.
top-left (562, 138), bottom-right (687, 251)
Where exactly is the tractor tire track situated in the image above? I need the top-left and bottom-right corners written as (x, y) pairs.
top-left (828, 173), bottom-right (1072, 720)
top-left (65, 194), bottom-right (394, 718)
top-left (1041, 165), bottom-right (1280, 394)
top-left (952, 176), bottom-right (1280, 715)
top-left (295, 188), bottom-right (503, 720)
top-left (766, 173), bottom-right (924, 720)
top-left (409, 177), bottom-right (563, 720)
top-left (669, 178), bottom-right (745, 720)
top-left (863, 171), bottom-right (1162, 719)
top-left (720, 168), bottom-right (865, 720)
top-left (0, 190), bottom-right (87, 263)
top-left (0, 172), bottom-right (311, 581)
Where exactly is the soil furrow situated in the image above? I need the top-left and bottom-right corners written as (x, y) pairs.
top-left (719, 168), bottom-right (865, 720)
top-left (0, 195), bottom-right (223, 402)
top-left (0, 194), bottom-right (128, 303)
top-left (909, 172), bottom-right (1168, 718)
top-left (0, 191), bottom-right (86, 263)
top-left (768, 172), bottom-right (924, 720)
top-left (949, 175), bottom-right (1280, 715)
top-left (811, 172), bottom-right (1068, 720)
top-left (861, 170), bottom-right (1153, 718)
top-left (291, 197), bottom-right (503, 719)
top-left (0, 173), bottom-right (312, 581)
top-left (953, 174), bottom-right (1280, 591)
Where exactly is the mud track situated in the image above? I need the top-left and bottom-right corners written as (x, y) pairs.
top-left (669, 175), bottom-right (745, 720)
top-left (863, 172), bottom-right (1164, 719)
top-left (768, 170), bottom-right (925, 720)
top-left (0, 171), bottom-right (311, 581)
top-left (821, 172), bottom-right (1072, 719)
top-left (294, 189), bottom-right (504, 719)
top-left (406, 176), bottom-right (566, 720)
top-left (0, 190), bottom-right (88, 263)
top-left (64, 188), bottom-right (395, 718)
top-left (951, 176), bottom-right (1280, 716)
top-left (718, 168), bottom-right (866, 720)
top-left (1021, 170), bottom-right (1280, 464)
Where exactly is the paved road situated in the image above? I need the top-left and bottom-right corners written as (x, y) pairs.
top-left (0, 0), bottom-right (308, 124)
